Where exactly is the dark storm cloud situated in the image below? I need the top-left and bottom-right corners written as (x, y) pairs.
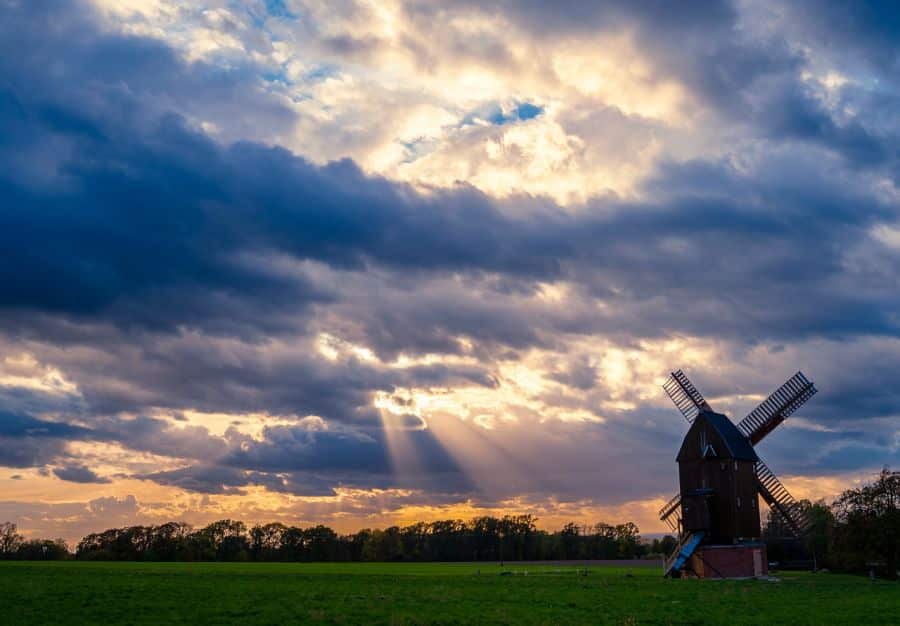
top-left (222, 420), bottom-right (460, 475)
top-left (0, 403), bottom-right (466, 496)
top-left (3, 0), bottom-right (898, 353)
top-left (0, 382), bottom-right (85, 420)
top-left (52, 464), bottom-right (110, 484)
top-left (7, 327), bottom-right (499, 420)
top-left (0, 411), bottom-right (90, 468)
top-left (0, 411), bottom-right (91, 440)
top-left (133, 419), bottom-right (471, 496)
top-left (750, 418), bottom-right (900, 478)
top-left (0, 4), bottom-right (325, 337)
top-left (1, 383), bottom-right (645, 503)
top-left (0, 407), bottom-right (230, 466)
top-left (784, 0), bottom-right (900, 74)
top-left (0, 406), bottom-right (238, 480)
top-left (137, 464), bottom-right (337, 496)
top-left (93, 415), bottom-right (229, 461)
top-left (138, 462), bottom-right (470, 498)
top-left (0, 1), bottom-right (295, 145)
top-left (2, 0), bottom-right (899, 352)
top-left (0, 437), bottom-right (70, 469)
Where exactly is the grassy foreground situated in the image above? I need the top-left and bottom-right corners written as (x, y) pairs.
top-left (1, 561), bottom-right (897, 625)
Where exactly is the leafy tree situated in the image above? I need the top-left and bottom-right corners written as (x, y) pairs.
top-left (16, 538), bottom-right (69, 560)
top-left (659, 535), bottom-right (677, 556)
top-left (559, 522), bottom-right (581, 559)
top-left (304, 525), bottom-right (340, 561)
top-left (250, 523), bottom-right (287, 561)
top-left (833, 467), bottom-right (899, 579)
top-left (763, 501), bottom-right (808, 565)
top-left (613, 522), bottom-right (641, 558)
top-left (804, 501), bottom-right (835, 569)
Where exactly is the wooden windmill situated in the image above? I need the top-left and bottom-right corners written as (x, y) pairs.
top-left (659, 370), bottom-right (817, 578)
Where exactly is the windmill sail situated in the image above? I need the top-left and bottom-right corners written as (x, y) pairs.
top-left (755, 460), bottom-right (813, 537)
top-left (663, 370), bottom-right (710, 424)
top-left (658, 493), bottom-right (682, 533)
top-left (737, 372), bottom-right (817, 444)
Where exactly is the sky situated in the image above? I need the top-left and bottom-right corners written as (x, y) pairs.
top-left (1, 0), bottom-right (899, 544)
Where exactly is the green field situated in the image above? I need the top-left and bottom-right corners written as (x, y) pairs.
top-left (2, 561), bottom-right (897, 625)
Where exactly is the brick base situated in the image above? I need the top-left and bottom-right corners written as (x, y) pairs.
top-left (687, 544), bottom-right (768, 579)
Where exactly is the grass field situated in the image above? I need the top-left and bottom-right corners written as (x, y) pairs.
top-left (2, 561), bottom-right (897, 625)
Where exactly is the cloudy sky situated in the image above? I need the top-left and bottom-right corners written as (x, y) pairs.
top-left (1, 0), bottom-right (899, 543)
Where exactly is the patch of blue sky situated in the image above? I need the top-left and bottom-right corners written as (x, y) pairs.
top-left (264, 0), bottom-right (295, 19)
top-left (305, 64), bottom-right (341, 82)
top-left (267, 63), bottom-right (338, 97)
top-left (460, 101), bottom-right (544, 128)
top-left (516, 102), bottom-right (542, 120)
top-left (240, 0), bottom-right (297, 31)
top-left (261, 68), bottom-right (291, 86)
top-left (399, 137), bottom-right (441, 164)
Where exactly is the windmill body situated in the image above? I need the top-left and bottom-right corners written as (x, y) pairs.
top-left (660, 370), bottom-right (818, 578)
top-left (677, 410), bottom-right (761, 542)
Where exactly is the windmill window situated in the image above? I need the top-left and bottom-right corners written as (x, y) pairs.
top-left (734, 461), bottom-right (738, 471)
top-left (737, 497), bottom-right (742, 508)
top-left (720, 462), bottom-right (725, 471)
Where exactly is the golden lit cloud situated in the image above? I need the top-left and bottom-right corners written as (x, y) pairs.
top-left (0, 353), bottom-right (79, 397)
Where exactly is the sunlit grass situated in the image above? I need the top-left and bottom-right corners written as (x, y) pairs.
top-left (3, 561), bottom-right (898, 625)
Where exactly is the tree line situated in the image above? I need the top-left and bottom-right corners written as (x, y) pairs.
top-left (0, 515), bottom-right (657, 563)
top-left (0, 527), bottom-right (69, 561)
top-left (763, 467), bottom-right (899, 579)
top-left (2, 468), bottom-right (896, 578)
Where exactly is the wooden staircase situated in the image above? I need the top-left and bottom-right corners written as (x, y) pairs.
top-left (663, 531), bottom-right (705, 577)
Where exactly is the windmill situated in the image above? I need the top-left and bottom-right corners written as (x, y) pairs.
top-left (659, 369), bottom-right (817, 578)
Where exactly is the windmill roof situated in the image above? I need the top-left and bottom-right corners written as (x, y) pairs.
top-left (702, 410), bottom-right (759, 461)
top-left (678, 410), bottom-right (759, 462)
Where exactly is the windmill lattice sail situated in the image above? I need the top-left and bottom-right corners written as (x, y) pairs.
top-left (658, 493), bottom-right (682, 533)
top-left (755, 460), bottom-right (813, 537)
top-left (737, 372), bottom-right (817, 445)
top-left (663, 370), bottom-right (709, 424)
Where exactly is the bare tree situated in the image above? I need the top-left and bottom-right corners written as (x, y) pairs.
top-left (0, 522), bottom-right (23, 558)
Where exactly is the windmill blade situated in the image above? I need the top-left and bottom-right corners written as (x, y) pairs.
top-left (737, 372), bottom-right (817, 445)
top-left (658, 493), bottom-right (682, 533)
top-left (755, 460), bottom-right (813, 538)
top-left (663, 369), bottom-right (711, 424)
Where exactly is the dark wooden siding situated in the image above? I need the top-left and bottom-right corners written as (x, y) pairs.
top-left (734, 461), bottom-right (762, 538)
top-left (677, 417), bottom-right (762, 541)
